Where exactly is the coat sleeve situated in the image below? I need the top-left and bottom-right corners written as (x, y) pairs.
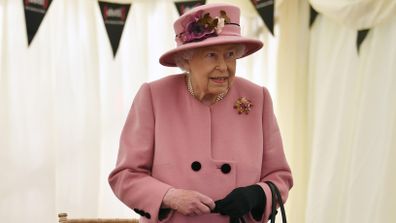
top-left (250, 87), bottom-right (294, 222)
top-left (108, 83), bottom-right (173, 222)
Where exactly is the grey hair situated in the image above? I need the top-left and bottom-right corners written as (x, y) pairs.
top-left (174, 50), bottom-right (196, 71)
top-left (173, 44), bottom-right (246, 71)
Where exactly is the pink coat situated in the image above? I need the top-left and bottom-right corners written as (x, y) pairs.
top-left (109, 74), bottom-right (293, 223)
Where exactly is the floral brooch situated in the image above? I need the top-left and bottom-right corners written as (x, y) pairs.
top-left (177, 10), bottom-right (231, 44)
top-left (233, 97), bottom-right (253, 115)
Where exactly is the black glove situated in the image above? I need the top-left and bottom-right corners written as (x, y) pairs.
top-left (229, 217), bottom-right (239, 223)
top-left (214, 184), bottom-right (266, 220)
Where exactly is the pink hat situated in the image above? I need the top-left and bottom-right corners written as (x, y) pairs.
top-left (159, 3), bottom-right (263, 67)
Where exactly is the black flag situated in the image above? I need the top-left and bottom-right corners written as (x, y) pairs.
top-left (174, 0), bottom-right (206, 16)
top-left (357, 29), bottom-right (370, 53)
top-left (98, 1), bottom-right (131, 57)
top-left (309, 5), bottom-right (319, 28)
top-left (23, 0), bottom-right (53, 46)
top-left (250, 0), bottom-right (275, 35)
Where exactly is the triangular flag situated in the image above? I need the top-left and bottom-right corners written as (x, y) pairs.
top-left (98, 1), bottom-right (131, 57)
top-left (250, 0), bottom-right (275, 35)
top-left (174, 0), bottom-right (206, 16)
top-left (22, 0), bottom-right (53, 46)
top-left (357, 29), bottom-right (370, 53)
top-left (309, 5), bottom-right (319, 28)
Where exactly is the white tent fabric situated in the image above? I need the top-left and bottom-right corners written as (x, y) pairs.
top-left (310, 0), bottom-right (396, 29)
top-left (274, 0), bottom-right (396, 222)
top-left (0, 0), bottom-right (276, 222)
top-left (2, 0), bottom-right (396, 222)
top-left (274, 1), bottom-right (310, 223)
top-left (306, 2), bottom-right (396, 223)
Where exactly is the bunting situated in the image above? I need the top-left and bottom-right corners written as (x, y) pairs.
top-left (250, 0), bottom-right (275, 35)
top-left (22, 0), bottom-right (53, 46)
top-left (98, 1), bottom-right (131, 57)
top-left (309, 5), bottom-right (319, 28)
top-left (174, 0), bottom-right (206, 16)
top-left (20, 1), bottom-right (372, 55)
top-left (357, 29), bottom-right (370, 53)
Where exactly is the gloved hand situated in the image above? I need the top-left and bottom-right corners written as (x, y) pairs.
top-left (230, 217), bottom-right (240, 223)
top-left (214, 184), bottom-right (266, 220)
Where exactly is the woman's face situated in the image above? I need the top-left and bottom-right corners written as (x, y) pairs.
top-left (185, 44), bottom-right (239, 99)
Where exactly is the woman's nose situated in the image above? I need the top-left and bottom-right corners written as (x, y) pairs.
top-left (216, 57), bottom-right (227, 71)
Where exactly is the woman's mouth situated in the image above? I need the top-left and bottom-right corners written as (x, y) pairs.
top-left (210, 77), bottom-right (228, 84)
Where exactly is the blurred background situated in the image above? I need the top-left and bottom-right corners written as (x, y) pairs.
top-left (0, 0), bottom-right (395, 222)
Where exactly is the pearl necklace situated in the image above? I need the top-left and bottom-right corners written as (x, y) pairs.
top-left (186, 74), bottom-right (227, 103)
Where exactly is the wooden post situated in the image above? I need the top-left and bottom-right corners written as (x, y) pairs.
top-left (58, 213), bottom-right (68, 223)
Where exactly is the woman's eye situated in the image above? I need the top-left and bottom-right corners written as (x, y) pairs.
top-left (226, 51), bottom-right (235, 58)
top-left (206, 52), bottom-right (216, 58)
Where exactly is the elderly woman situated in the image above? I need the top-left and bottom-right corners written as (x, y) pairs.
top-left (109, 3), bottom-right (293, 223)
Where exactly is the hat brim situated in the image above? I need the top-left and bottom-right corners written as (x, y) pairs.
top-left (159, 36), bottom-right (263, 67)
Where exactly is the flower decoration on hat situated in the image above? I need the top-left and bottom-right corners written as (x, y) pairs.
top-left (234, 97), bottom-right (253, 115)
top-left (177, 10), bottom-right (231, 44)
